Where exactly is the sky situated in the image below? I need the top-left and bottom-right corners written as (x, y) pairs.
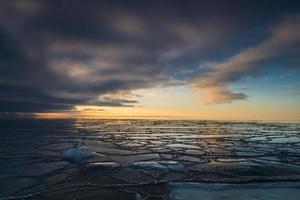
top-left (0, 0), bottom-right (300, 120)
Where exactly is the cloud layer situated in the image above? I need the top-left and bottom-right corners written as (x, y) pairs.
top-left (194, 14), bottom-right (300, 104)
top-left (0, 0), bottom-right (299, 112)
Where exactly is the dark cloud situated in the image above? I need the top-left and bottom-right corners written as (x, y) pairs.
top-left (194, 14), bottom-right (300, 103)
top-left (0, 0), bottom-right (299, 113)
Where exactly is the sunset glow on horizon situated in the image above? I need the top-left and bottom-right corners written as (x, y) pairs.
top-left (35, 86), bottom-right (300, 121)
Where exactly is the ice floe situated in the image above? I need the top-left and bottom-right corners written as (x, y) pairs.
top-left (62, 148), bottom-right (95, 162)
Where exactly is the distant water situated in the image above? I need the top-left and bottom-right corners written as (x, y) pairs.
top-left (0, 119), bottom-right (300, 199)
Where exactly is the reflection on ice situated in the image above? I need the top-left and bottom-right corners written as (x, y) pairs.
top-left (133, 160), bottom-right (184, 171)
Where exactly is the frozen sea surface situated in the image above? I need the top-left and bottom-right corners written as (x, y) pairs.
top-left (0, 119), bottom-right (300, 199)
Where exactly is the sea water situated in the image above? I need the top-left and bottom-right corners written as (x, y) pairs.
top-left (0, 119), bottom-right (300, 199)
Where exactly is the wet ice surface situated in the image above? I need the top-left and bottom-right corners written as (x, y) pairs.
top-left (170, 182), bottom-right (300, 200)
top-left (0, 119), bottom-right (300, 199)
